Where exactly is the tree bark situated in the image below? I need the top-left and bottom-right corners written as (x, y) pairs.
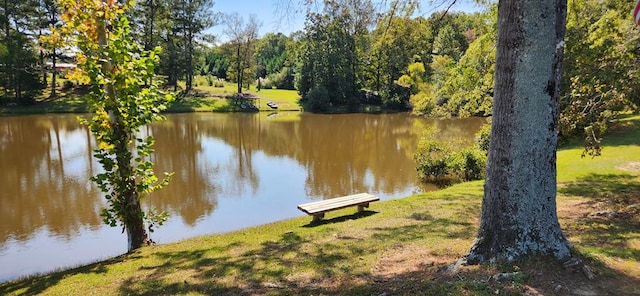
top-left (236, 42), bottom-right (242, 94)
top-left (465, 0), bottom-right (571, 264)
top-left (51, 51), bottom-right (57, 97)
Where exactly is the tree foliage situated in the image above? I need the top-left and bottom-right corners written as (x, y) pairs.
top-left (367, 1), bottom-right (430, 108)
top-left (414, 124), bottom-right (487, 184)
top-left (54, 0), bottom-right (174, 251)
top-left (256, 33), bottom-right (295, 90)
top-left (409, 7), bottom-right (496, 117)
top-left (127, 0), bottom-right (217, 91)
top-left (37, 0), bottom-right (62, 97)
top-left (224, 13), bottom-right (261, 94)
top-left (298, 0), bottom-right (374, 111)
top-left (409, 0), bottom-right (639, 148)
top-left (562, 0), bottom-right (640, 155)
top-left (0, 0), bottom-right (42, 102)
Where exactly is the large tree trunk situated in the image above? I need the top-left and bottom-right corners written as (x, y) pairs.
top-left (465, 0), bottom-right (571, 264)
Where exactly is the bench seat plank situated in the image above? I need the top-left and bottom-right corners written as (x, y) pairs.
top-left (297, 193), bottom-right (379, 217)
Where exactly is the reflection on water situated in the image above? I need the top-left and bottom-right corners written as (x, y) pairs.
top-left (0, 112), bottom-right (485, 282)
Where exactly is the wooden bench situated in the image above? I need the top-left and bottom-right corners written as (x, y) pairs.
top-left (297, 193), bottom-right (380, 222)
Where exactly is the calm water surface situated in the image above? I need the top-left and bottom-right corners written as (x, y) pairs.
top-left (0, 112), bottom-right (485, 282)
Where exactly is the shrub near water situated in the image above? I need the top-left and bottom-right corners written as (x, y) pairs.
top-left (451, 148), bottom-right (487, 181)
top-left (414, 123), bottom-right (489, 183)
top-left (414, 140), bottom-right (452, 179)
top-left (303, 85), bottom-right (330, 112)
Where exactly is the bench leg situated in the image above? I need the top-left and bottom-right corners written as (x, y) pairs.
top-left (312, 213), bottom-right (325, 222)
top-left (357, 203), bottom-right (370, 212)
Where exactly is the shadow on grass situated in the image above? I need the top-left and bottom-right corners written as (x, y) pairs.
top-left (373, 217), bottom-right (475, 242)
top-left (301, 210), bottom-right (378, 228)
top-left (106, 208), bottom-right (488, 295)
top-left (558, 114), bottom-right (640, 150)
top-left (166, 94), bottom-right (222, 112)
top-left (3, 174), bottom-right (638, 295)
top-left (560, 173), bottom-right (640, 265)
top-left (0, 254), bottom-right (133, 296)
top-left (116, 244), bottom-right (640, 295)
top-left (114, 231), bottom-right (353, 295)
top-left (560, 173), bottom-right (640, 208)
top-left (604, 114), bottom-right (640, 146)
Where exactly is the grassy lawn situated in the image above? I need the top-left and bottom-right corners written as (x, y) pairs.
top-left (167, 78), bottom-right (302, 113)
top-left (0, 78), bottom-right (302, 115)
top-left (1, 116), bottom-right (638, 295)
top-left (0, 87), bottom-right (91, 114)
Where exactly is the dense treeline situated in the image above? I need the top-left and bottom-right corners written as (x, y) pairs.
top-left (1, 0), bottom-right (638, 140)
top-left (408, 1), bottom-right (640, 142)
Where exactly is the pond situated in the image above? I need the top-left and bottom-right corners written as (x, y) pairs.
top-left (0, 112), bottom-right (486, 282)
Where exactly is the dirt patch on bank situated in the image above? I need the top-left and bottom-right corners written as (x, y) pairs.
top-left (363, 198), bottom-right (639, 296)
top-left (617, 161), bottom-right (640, 173)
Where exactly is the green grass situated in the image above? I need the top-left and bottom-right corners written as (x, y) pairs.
top-left (169, 81), bottom-right (302, 113)
top-left (0, 87), bottom-right (90, 114)
top-left (0, 182), bottom-right (489, 296)
top-left (0, 115), bottom-right (638, 295)
top-left (0, 78), bottom-right (302, 115)
top-left (557, 115), bottom-right (640, 183)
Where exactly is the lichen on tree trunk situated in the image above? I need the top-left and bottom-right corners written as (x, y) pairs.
top-left (464, 0), bottom-right (571, 264)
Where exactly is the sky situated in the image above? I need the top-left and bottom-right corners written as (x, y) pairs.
top-left (209, 0), bottom-right (485, 42)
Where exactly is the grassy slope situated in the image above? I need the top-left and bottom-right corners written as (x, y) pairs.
top-left (1, 117), bottom-right (639, 295)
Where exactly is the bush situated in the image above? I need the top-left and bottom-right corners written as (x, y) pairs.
top-left (304, 85), bottom-right (330, 112)
top-left (214, 81), bottom-right (224, 88)
top-left (63, 80), bottom-right (74, 90)
top-left (451, 148), bottom-right (487, 181)
top-left (475, 120), bottom-right (491, 153)
top-left (415, 140), bottom-right (453, 180)
top-left (267, 67), bottom-right (295, 90)
top-left (414, 138), bottom-right (487, 184)
top-left (410, 91), bottom-right (437, 115)
top-left (206, 75), bottom-right (214, 86)
top-left (260, 78), bottom-right (274, 90)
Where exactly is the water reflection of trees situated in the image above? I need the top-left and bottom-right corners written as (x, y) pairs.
top-left (0, 113), bottom-right (485, 247)
top-left (0, 115), bottom-right (102, 245)
top-left (148, 115), bottom-right (219, 226)
top-left (197, 113), bottom-right (486, 200)
top-left (296, 114), bottom-right (419, 198)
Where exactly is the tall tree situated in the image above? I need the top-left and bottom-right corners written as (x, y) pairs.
top-left (464, 0), bottom-right (571, 264)
top-left (203, 45), bottom-right (229, 79)
top-left (172, 0), bottom-right (216, 91)
top-left (38, 0), bottom-right (61, 97)
top-left (368, 1), bottom-right (431, 108)
top-left (55, 0), bottom-right (174, 251)
top-left (298, 0), bottom-right (371, 111)
top-left (224, 13), bottom-right (261, 94)
top-left (0, 0), bottom-right (41, 101)
top-left (255, 33), bottom-right (289, 79)
top-left (561, 0), bottom-right (640, 155)
top-left (255, 33), bottom-right (296, 89)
